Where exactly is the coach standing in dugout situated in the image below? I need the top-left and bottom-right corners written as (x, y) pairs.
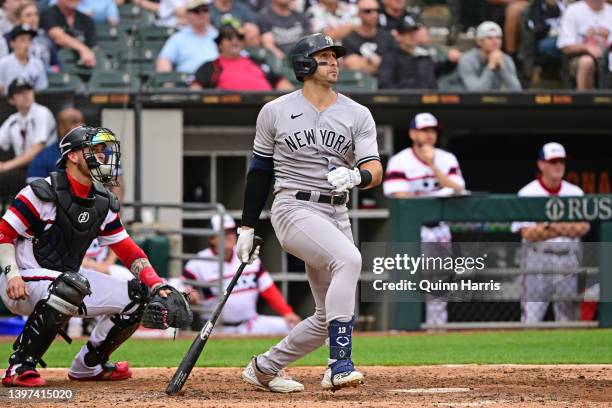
top-left (512, 142), bottom-right (590, 323)
top-left (383, 112), bottom-right (466, 326)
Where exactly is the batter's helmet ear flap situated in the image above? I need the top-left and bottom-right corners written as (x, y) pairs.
top-left (291, 54), bottom-right (318, 82)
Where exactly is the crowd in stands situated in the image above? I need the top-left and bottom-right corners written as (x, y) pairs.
top-left (0, 0), bottom-right (611, 94)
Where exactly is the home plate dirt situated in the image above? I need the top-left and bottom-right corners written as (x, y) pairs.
top-left (0, 365), bottom-right (609, 407)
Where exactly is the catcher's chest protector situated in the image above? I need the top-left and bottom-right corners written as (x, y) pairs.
top-left (31, 172), bottom-right (115, 273)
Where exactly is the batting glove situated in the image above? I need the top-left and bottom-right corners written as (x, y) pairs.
top-left (236, 228), bottom-right (260, 264)
top-left (326, 167), bottom-right (361, 192)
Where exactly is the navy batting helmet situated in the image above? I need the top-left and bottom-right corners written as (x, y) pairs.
top-left (291, 33), bottom-right (347, 82)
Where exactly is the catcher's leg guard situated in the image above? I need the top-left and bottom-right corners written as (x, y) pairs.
top-left (5, 273), bottom-right (90, 386)
top-left (83, 279), bottom-right (147, 369)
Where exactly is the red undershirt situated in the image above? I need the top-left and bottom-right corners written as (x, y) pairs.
top-left (0, 171), bottom-right (162, 287)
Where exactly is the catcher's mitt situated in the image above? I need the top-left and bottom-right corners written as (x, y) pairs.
top-left (142, 284), bottom-right (193, 330)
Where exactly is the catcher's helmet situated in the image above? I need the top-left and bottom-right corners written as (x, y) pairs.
top-left (57, 126), bottom-right (121, 185)
top-left (291, 33), bottom-right (346, 82)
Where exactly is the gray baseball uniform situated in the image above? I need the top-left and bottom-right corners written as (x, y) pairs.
top-left (253, 89), bottom-right (379, 375)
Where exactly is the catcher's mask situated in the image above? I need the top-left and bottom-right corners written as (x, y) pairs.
top-left (57, 126), bottom-right (121, 186)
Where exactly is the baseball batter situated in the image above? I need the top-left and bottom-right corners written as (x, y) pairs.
top-left (383, 112), bottom-right (465, 325)
top-left (237, 33), bottom-right (382, 392)
top-left (512, 142), bottom-right (589, 323)
top-left (183, 215), bottom-right (300, 335)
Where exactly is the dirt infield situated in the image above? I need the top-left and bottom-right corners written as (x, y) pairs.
top-left (0, 365), bottom-right (610, 407)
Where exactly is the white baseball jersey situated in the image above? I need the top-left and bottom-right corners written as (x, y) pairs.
top-left (2, 177), bottom-right (129, 270)
top-left (85, 238), bottom-right (110, 263)
top-left (383, 147), bottom-right (465, 242)
top-left (253, 90), bottom-right (379, 193)
top-left (183, 248), bottom-right (274, 323)
top-left (511, 178), bottom-right (585, 243)
top-left (0, 102), bottom-right (57, 155)
top-left (0, 53), bottom-right (48, 93)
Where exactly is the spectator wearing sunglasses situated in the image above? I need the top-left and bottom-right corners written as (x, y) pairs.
top-left (190, 24), bottom-right (293, 90)
top-left (343, 0), bottom-right (393, 75)
top-left (307, 0), bottom-right (360, 41)
top-left (156, 0), bottom-right (219, 74)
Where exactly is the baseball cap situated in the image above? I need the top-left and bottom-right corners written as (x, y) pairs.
top-left (186, 0), bottom-right (212, 10)
top-left (410, 112), bottom-right (439, 130)
top-left (396, 14), bottom-right (422, 33)
top-left (538, 142), bottom-right (566, 161)
top-left (476, 21), bottom-right (502, 39)
top-left (9, 24), bottom-right (37, 41)
top-left (210, 214), bottom-right (236, 231)
top-left (7, 78), bottom-right (34, 97)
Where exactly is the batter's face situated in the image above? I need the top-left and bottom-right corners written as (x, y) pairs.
top-left (538, 159), bottom-right (565, 182)
top-left (311, 49), bottom-right (339, 84)
top-left (409, 127), bottom-right (437, 147)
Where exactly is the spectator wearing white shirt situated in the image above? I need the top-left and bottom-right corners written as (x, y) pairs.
top-left (557, 0), bottom-right (612, 90)
top-left (307, 0), bottom-right (360, 41)
top-left (14, 1), bottom-right (59, 72)
top-left (0, 25), bottom-right (47, 94)
top-left (0, 79), bottom-right (57, 175)
top-left (157, 0), bottom-right (188, 28)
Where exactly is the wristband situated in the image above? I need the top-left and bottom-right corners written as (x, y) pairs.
top-left (357, 169), bottom-right (372, 188)
top-left (0, 243), bottom-right (20, 281)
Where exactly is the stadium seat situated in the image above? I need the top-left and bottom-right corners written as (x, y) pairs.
top-left (335, 70), bottom-right (377, 92)
top-left (95, 24), bottom-right (132, 59)
top-left (58, 49), bottom-right (115, 76)
top-left (118, 4), bottom-right (156, 32)
top-left (46, 72), bottom-right (84, 92)
top-left (136, 26), bottom-right (176, 47)
top-left (119, 47), bottom-right (159, 78)
top-left (87, 71), bottom-right (140, 93)
top-left (144, 72), bottom-right (190, 91)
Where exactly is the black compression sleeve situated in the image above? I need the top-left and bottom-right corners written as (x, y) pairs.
top-left (241, 168), bottom-right (274, 228)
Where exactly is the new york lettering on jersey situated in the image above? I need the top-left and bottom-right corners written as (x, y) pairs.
top-left (253, 90), bottom-right (379, 193)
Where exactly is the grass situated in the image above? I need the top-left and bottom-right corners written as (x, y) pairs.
top-left (0, 329), bottom-right (610, 368)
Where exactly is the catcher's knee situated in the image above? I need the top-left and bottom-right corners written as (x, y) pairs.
top-left (84, 279), bottom-right (147, 368)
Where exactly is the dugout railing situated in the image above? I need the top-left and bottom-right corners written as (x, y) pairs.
top-left (388, 194), bottom-right (612, 330)
top-left (121, 201), bottom-right (229, 318)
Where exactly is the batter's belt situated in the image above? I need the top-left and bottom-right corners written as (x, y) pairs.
top-left (295, 190), bottom-right (349, 205)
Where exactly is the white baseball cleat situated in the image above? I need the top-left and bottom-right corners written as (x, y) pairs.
top-left (321, 366), bottom-right (364, 391)
top-left (242, 356), bottom-right (304, 393)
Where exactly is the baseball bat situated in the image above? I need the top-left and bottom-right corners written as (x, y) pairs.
top-left (166, 236), bottom-right (263, 395)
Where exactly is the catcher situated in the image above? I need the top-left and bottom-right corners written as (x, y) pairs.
top-left (0, 126), bottom-right (191, 387)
